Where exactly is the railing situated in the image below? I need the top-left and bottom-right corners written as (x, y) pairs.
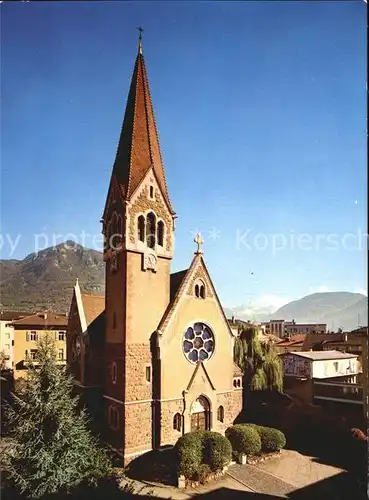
top-left (313, 380), bottom-right (363, 404)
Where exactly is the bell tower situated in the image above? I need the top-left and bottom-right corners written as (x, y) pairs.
top-left (101, 31), bottom-right (175, 463)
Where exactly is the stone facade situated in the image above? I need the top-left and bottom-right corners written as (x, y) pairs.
top-left (216, 390), bottom-right (243, 433)
top-left (159, 399), bottom-right (185, 446)
top-left (124, 402), bottom-right (153, 456)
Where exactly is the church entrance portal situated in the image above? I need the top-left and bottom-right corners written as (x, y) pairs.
top-left (190, 395), bottom-right (210, 432)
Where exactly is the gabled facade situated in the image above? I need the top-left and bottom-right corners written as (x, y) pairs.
top-left (67, 36), bottom-right (242, 465)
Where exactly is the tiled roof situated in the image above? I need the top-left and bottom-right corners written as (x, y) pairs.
top-left (0, 311), bottom-right (32, 322)
top-left (11, 312), bottom-right (67, 328)
top-left (303, 333), bottom-right (344, 351)
top-left (277, 334), bottom-right (305, 347)
top-left (113, 49), bottom-right (174, 213)
top-left (80, 294), bottom-right (105, 327)
top-left (281, 350), bottom-right (357, 361)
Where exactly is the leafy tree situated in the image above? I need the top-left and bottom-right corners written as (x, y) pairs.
top-left (6, 333), bottom-right (111, 498)
top-left (234, 326), bottom-right (283, 392)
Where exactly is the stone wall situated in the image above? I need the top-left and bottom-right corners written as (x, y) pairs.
top-left (124, 401), bottom-right (152, 457)
top-left (125, 343), bottom-right (152, 401)
top-left (102, 397), bottom-right (124, 453)
top-left (159, 398), bottom-right (184, 446)
top-left (216, 390), bottom-right (243, 433)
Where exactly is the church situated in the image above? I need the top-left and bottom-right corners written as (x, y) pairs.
top-left (67, 35), bottom-right (243, 466)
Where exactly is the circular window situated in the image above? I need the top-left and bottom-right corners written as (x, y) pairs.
top-left (183, 322), bottom-right (215, 363)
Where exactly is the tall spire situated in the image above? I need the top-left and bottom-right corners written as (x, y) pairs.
top-left (112, 31), bottom-right (174, 214)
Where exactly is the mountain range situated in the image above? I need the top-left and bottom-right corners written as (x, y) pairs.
top-left (225, 292), bottom-right (367, 331)
top-left (0, 242), bottom-right (104, 313)
top-left (0, 242), bottom-right (367, 331)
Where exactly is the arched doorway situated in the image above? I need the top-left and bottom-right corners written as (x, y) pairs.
top-left (190, 395), bottom-right (210, 432)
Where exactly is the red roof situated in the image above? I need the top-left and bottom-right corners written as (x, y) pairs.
top-left (0, 311), bottom-right (32, 322)
top-left (11, 312), bottom-right (67, 328)
top-left (112, 47), bottom-right (173, 213)
top-left (277, 334), bottom-right (305, 348)
top-left (80, 294), bottom-right (105, 327)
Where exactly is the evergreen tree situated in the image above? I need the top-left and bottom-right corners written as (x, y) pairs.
top-left (6, 333), bottom-right (111, 498)
top-left (234, 325), bottom-right (283, 392)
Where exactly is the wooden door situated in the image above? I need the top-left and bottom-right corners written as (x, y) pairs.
top-left (191, 411), bottom-right (209, 432)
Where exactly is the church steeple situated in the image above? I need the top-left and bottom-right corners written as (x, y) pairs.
top-left (112, 31), bottom-right (174, 214)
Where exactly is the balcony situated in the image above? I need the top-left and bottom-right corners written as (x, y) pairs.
top-left (313, 380), bottom-right (363, 404)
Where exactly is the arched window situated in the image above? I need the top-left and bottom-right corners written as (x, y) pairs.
top-left (173, 413), bottom-right (182, 432)
top-left (108, 405), bottom-right (119, 430)
top-left (117, 215), bottom-right (122, 235)
top-left (194, 280), bottom-right (205, 299)
top-left (237, 379), bottom-right (241, 388)
top-left (233, 379), bottom-right (237, 388)
top-left (217, 405), bottom-right (224, 423)
top-left (146, 212), bottom-right (156, 248)
top-left (157, 220), bottom-right (164, 247)
top-left (106, 221), bottom-right (113, 249)
top-left (138, 215), bottom-right (145, 242)
top-left (111, 361), bottom-right (117, 384)
top-left (112, 212), bottom-right (118, 234)
top-left (111, 212), bottom-right (122, 249)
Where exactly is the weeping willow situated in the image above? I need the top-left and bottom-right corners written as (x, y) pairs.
top-left (234, 325), bottom-right (283, 392)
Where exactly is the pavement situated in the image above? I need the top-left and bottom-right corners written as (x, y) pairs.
top-left (120, 449), bottom-right (348, 499)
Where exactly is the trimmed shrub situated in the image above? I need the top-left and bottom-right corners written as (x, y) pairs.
top-left (175, 430), bottom-right (232, 479)
top-left (203, 432), bottom-right (232, 472)
top-left (175, 431), bottom-right (204, 478)
top-left (225, 424), bottom-right (261, 456)
top-left (257, 426), bottom-right (286, 452)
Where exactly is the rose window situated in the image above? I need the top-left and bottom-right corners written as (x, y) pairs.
top-left (183, 323), bottom-right (215, 363)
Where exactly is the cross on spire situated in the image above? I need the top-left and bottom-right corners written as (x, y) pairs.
top-left (137, 26), bottom-right (144, 54)
top-left (194, 233), bottom-right (204, 254)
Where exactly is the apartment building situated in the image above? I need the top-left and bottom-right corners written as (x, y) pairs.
top-left (11, 312), bottom-right (68, 379)
top-left (280, 350), bottom-right (365, 420)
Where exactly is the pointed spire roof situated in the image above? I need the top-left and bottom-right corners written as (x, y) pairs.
top-left (112, 34), bottom-right (174, 214)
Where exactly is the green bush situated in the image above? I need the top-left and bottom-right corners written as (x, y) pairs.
top-left (225, 424), bottom-right (261, 456)
top-left (203, 431), bottom-right (232, 472)
top-left (256, 426), bottom-right (286, 452)
top-left (175, 430), bottom-right (232, 479)
top-left (175, 431), bottom-right (204, 478)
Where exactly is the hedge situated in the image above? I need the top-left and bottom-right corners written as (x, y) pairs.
top-left (225, 424), bottom-right (261, 456)
top-left (203, 432), bottom-right (232, 472)
top-left (175, 431), bottom-right (204, 478)
top-left (256, 426), bottom-right (286, 452)
top-left (175, 430), bottom-right (232, 479)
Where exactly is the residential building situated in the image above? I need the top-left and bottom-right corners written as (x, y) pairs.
top-left (280, 350), bottom-right (363, 418)
top-left (11, 312), bottom-right (68, 379)
top-left (67, 37), bottom-right (242, 466)
top-left (307, 327), bottom-right (368, 419)
top-left (0, 311), bottom-right (31, 370)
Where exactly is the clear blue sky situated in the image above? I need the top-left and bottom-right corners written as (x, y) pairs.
top-left (1, 1), bottom-right (367, 311)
